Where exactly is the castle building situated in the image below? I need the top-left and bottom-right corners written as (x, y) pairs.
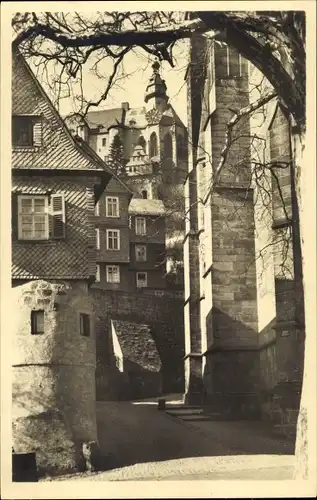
top-left (66, 60), bottom-right (188, 289)
top-left (184, 34), bottom-right (304, 435)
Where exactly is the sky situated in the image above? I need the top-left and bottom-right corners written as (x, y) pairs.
top-left (35, 39), bottom-right (190, 125)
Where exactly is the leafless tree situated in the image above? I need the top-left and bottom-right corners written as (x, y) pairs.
top-left (11, 9), bottom-right (310, 478)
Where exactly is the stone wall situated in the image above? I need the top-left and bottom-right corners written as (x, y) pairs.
top-left (91, 289), bottom-right (185, 400)
top-left (12, 280), bottom-right (98, 476)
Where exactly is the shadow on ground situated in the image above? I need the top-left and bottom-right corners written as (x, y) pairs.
top-left (96, 400), bottom-right (295, 471)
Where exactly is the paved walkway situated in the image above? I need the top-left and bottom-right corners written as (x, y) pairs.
top-left (43, 399), bottom-right (295, 481)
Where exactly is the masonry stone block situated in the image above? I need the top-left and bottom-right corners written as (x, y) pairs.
top-left (12, 280), bottom-right (98, 476)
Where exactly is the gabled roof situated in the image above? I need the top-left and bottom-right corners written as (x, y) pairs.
top-left (161, 104), bottom-right (184, 128)
top-left (128, 198), bottom-right (166, 216)
top-left (12, 49), bottom-right (113, 176)
top-left (85, 108), bottom-right (125, 130)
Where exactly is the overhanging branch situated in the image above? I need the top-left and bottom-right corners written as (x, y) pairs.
top-left (213, 90), bottom-right (277, 186)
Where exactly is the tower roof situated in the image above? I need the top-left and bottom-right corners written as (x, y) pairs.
top-left (144, 59), bottom-right (169, 105)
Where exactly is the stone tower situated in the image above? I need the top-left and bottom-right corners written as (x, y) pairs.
top-left (12, 281), bottom-right (98, 475)
top-left (184, 34), bottom-right (259, 417)
top-left (144, 59), bottom-right (169, 114)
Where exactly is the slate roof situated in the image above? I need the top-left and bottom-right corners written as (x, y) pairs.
top-left (12, 49), bottom-right (113, 176)
top-left (128, 198), bottom-right (166, 216)
top-left (85, 108), bottom-right (124, 130)
top-left (111, 320), bottom-right (161, 372)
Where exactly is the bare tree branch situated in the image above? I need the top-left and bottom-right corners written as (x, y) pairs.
top-left (212, 90), bottom-right (277, 187)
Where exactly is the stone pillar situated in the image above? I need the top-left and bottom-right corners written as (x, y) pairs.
top-left (12, 280), bottom-right (98, 476)
top-left (203, 43), bottom-right (260, 418)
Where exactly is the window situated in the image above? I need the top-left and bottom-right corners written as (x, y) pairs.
top-left (95, 201), bottom-right (100, 216)
top-left (95, 264), bottom-right (101, 283)
top-left (18, 196), bottom-right (49, 240)
top-left (12, 116), bottom-right (42, 147)
top-left (155, 290), bottom-right (164, 297)
top-left (135, 217), bottom-right (146, 236)
top-left (141, 190), bottom-right (148, 200)
top-left (136, 272), bottom-right (147, 288)
top-left (95, 228), bottom-right (100, 249)
top-left (106, 197), bottom-right (119, 217)
top-left (80, 313), bottom-right (90, 337)
top-left (149, 132), bottom-right (158, 158)
top-left (31, 310), bottom-right (44, 335)
top-left (163, 133), bottom-right (173, 160)
top-left (177, 134), bottom-right (186, 159)
top-left (135, 244), bottom-right (147, 262)
top-left (106, 265), bottom-right (120, 283)
top-left (176, 291), bottom-right (184, 299)
top-left (17, 194), bottom-right (66, 240)
top-left (102, 138), bottom-right (107, 147)
top-left (106, 229), bottom-right (120, 250)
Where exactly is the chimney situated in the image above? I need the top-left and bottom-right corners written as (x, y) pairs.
top-left (121, 102), bottom-right (130, 111)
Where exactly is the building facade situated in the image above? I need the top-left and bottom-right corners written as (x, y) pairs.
top-left (11, 50), bottom-right (186, 476)
top-left (184, 34), bottom-right (304, 435)
top-left (11, 48), bottom-right (113, 474)
top-left (66, 60), bottom-right (188, 288)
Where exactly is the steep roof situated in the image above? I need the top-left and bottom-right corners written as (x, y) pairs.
top-left (12, 49), bottom-right (113, 176)
top-left (111, 320), bottom-right (161, 372)
top-left (128, 198), bottom-right (166, 216)
top-left (85, 108), bottom-right (124, 130)
top-left (125, 107), bottom-right (147, 128)
top-left (74, 136), bottom-right (133, 195)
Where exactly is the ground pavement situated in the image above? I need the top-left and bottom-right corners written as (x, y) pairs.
top-left (43, 397), bottom-right (296, 481)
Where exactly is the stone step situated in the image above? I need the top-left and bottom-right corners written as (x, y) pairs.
top-left (166, 410), bottom-right (223, 421)
top-left (165, 404), bottom-right (204, 411)
top-left (166, 408), bottom-right (204, 415)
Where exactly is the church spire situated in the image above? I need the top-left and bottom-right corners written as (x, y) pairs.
top-left (144, 59), bottom-right (169, 112)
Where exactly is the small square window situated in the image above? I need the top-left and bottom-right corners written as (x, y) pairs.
top-left (136, 272), bottom-right (147, 288)
top-left (31, 310), bottom-right (44, 335)
top-left (106, 229), bottom-right (120, 250)
top-left (135, 244), bottom-right (147, 262)
top-left (80, 313), bottom-right (90, 337)
top-left (135, 217), bottom-right (146, 235)
top-left (106, 265), bottom-right (120, 283)
top-left (106, 197), bottom-right (119, 217)
top-left (12, 116), bottom-right (34, 147)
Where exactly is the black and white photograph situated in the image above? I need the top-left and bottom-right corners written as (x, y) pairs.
top-left (1, 2), bottom-right (316, 497)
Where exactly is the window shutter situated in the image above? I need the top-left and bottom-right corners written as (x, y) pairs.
top-left (49, 194), bottom-right (66, 239)
top-left (33, 119), bottom-right (42, 147)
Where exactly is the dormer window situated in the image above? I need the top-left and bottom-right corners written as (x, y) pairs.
top-left (12, 116), bottom-right (42, 148)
